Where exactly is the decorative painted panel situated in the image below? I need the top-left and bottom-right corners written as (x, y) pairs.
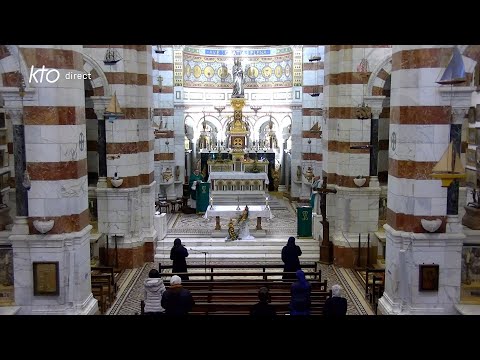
top-left (183, 46), bottom-right (293, 89)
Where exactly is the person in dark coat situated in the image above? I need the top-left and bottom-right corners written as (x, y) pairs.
top-left (323, 284), bottom-right (347, 317)
top-left (170, 238), bottom-right (189, 281)
top-left (161, 275), bottom-right (195, 316)
top-left (250, 287), bottom-right (276, 317)
top-left (290, 270), bottom-right (312, 316)
top-left (281, 237), bottom-right (302, 280)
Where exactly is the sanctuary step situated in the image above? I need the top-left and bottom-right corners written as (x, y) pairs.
top-left (154, 236), bottom-right (320, 264)
top-left (211, 193), bottom-right (287, 210)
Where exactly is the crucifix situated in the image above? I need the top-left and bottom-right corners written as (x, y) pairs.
top-left (317, 176), bottom-right (337, 264)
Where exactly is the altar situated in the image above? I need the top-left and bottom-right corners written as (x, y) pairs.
top-left (203, 205), bottom-right (273, 231)
top-left (209, 171), bottom-right (269, 193)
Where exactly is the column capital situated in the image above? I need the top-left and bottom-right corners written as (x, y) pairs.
top-left (438, 86), bottom-right (475, 108)
top-left (90, 96), bottom-right (112, 119)
top-left (363, 96), bottom-right (386, 119)
top-left (0, 87), bottom-right (36, 125)
top-left (451, 106), bottom-right (469, 124)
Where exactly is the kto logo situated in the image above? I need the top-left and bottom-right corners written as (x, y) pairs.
top-left (28, 65), bottom-right (60, 84)
top-left (28, 65), bottom-right (92, 84)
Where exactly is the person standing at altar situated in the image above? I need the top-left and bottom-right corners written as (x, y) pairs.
top-left (170, 238), bottom-right (189, 281)
top-left (281, 237), bottom-right (302, 280)
top-left (188, 168), bottom-right (204, 210)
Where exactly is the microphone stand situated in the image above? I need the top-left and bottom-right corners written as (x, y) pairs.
top-left (190, 248), bottom-right (208, 279)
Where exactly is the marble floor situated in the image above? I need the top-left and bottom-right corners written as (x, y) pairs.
top-left (102, 194), bottom-right (375, 315)
top-left (107, 262), bottom-right (373, 315)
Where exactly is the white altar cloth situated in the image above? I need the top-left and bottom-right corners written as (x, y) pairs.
top-left (208, 172), bottom-right (269, 184)
top-left (203, 205), bottom-right (273, 220)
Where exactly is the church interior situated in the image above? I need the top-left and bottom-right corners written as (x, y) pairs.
top-left (0, 44), bottom-right (479, 315)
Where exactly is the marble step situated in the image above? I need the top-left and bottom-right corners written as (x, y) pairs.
top-left (157, 238), bottom-right (319, 246)
top-left (154, 253), bottom-right (320, 262)
top-left (155, 246), bottom-right (319, 255)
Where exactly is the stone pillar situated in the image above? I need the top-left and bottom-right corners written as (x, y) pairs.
top-left (290, 105), bottom-right (303, 199)
top-left (1, 88), bottom-right (36, 233)
top-left (8, 45), bottom-right (96, 314)
top-left (378, 45), bottom-right (464, 315)
top-left (91, 96), bottom-right (111, 189)
top-left (323, 46), bottom-right (391, 267)
top-left (174, 104), bottom-right (186, 199)
top-left (86, 46), bottom-right (156, 268)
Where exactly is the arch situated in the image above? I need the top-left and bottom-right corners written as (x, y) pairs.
top-left (0, 45), bottom-right (29, 89)
top-left (82, 53), bottom-right (110, 96)
top-left (366, 55), bottom-right (392, 97)
top-left (253, 115), bottom-right (279, 135)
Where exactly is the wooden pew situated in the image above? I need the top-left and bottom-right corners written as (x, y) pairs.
top-left (159, 262), bottom-right (320, 276)
top-left (158, 271), bottom-right (322, 282)
top-left (91, 266), bottom-right (119, 294)
top-left (92, 283), bottom-right (108, 314)
top-left (365, 268), bottom-right (385, 311)
top-left (139, 280), bottom-right (330, 315)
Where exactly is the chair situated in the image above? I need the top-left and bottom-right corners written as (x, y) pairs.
top-left (157, 195), bottom-right (170, 213)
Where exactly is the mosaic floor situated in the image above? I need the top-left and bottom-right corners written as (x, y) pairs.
top-left (168, 196), bottom-right (297, 236)
top-left (105, 194), bottom-right (374, 315)
top-left (109, 262), bottom-right (373, 315)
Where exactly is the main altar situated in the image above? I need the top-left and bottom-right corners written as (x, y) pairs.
top-left (201, 98), bottom-right (273, 238)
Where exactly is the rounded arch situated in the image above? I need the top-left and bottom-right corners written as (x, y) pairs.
top-left (253, 115), bottom-right (279, 135)
top-left (366, 55), bottom-right (392, 97)
top-left (83, 53), bottom-right (110, 96)
top-left (0, 45), bottom-right (29, 89)
top-left (184, 115), bottom-right (195, 140)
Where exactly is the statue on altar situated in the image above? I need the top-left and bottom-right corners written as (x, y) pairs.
top-left (232, 58), bottom-right (244, 98)
top-left (226, 218), bottom-right (238, 241)
top-left (310, 176), bottom-right (322, 211)
top-left (237, 205), bottom-right (254, 240)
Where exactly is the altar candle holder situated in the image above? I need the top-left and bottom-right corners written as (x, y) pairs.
top-left (265, 196), bottom-right (270, 209)
top-left (209, 196), bottom-right (213, 210)
top-left (236, 196), bottom-right (241, 211)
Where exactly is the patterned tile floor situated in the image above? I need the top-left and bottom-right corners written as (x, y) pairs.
top-left (109, 262), bottom-right (372, 315)
top-left (105, 195), bottom-right (374, 315)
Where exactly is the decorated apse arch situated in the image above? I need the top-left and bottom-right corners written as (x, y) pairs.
top-left (182, 46), bottom-right (295, 89)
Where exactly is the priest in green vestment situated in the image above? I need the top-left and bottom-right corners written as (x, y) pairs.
top-left (188, 168), bottom-right (204, 209)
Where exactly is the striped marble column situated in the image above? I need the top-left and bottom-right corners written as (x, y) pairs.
top-left (152, 46), bottom-right (177, 198)
top-left (379, 45), bottom-right (465, 315)
top-left (84, 45), bottom-right (156, 268)
top-left (8, 45), bottom-right (96, 314)
top-left (323, 45), bottom-right (391, 268)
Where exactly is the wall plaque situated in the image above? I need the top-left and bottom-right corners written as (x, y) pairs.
top-left (33, 262), bottom-right (59, 296)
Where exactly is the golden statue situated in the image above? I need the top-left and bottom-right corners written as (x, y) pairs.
top-left (227, 219), bottom-right (237, 241)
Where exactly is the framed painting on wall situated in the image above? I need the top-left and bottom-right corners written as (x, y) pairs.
top-left (33, 261), bottom-right (59, 296)
top-left (419, 264), bottom-right (439, 291)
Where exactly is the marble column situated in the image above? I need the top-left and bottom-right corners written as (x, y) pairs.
top-left (90, 46), bottom-right (156, 268)
top-left (7, 45), bottom-right (96, 315)
top-left (322, 46), bottom-right (391, 268)
top-left (378, 45), bottom-right (464, 315)
top-left (290, 105), bottom-right (303, 199)
top-left (91, 96), bottom-right (111, 189)
top-left (1, 87), bottom-right (36, 234)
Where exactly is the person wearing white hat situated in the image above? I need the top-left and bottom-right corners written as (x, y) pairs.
top-left (161, 275), bottom-right (195, 316)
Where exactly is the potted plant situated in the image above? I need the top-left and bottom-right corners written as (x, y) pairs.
top-left (353, 175), bottom-right (366, 187)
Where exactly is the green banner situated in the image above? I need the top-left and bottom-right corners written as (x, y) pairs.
top-left (297, 206), bottom-right (312, 238)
